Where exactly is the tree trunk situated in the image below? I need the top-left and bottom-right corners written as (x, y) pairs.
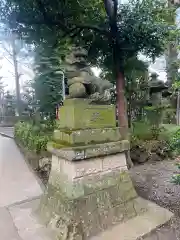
top-left (116, 71), bottom-right (128, 133)
top-left (103, 0), bottom-right (133, 167)
top-left (11, 33), bottom-right (21, 117)
top-left (166, 43), bottom-right (178, 86)
top-left (116, 71), bottom-right (133, 168)
top-left (167, 0), bottom-right (179, 122)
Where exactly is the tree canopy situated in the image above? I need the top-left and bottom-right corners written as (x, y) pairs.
top-left (0, 0), bottom-right (171, 65)
top-left (33, 44), bottom-right (66, 119)
top-left (0, 0), bottom-right (175, 131)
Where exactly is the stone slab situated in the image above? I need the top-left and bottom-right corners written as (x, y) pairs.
top-left (90, 198), bottom-right (173, 240)
top-left (9, 199), bottom-right (53, 240)
top-left (0, 207), bottom-right (21, 240)
top-left (48, 140), bottom-right (129, 161)
top-left (53, 127), bottom-right (121, 145)
top-left (50, 153), bottom-right (127, 181)
top-left (143, 227), bottom-right (176, 240)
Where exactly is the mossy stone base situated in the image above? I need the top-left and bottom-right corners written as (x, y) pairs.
top-left (53, 127), bottom-right (121, 145)
top-left (53, 128), bottom-right (121, 145)
top-left (57, 99), bottom-right (116, 129)
top-left (47, 140), bottom-right (129, 161)
top-left (38, 169), bottom-right (145, 240)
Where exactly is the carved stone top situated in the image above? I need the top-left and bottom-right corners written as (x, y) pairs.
top-left (65, 47), bottom-right (88, 67)
top-left (149, 73), bottom-right (168, 94)
top-left (63, 46), bottom-right (113, 104)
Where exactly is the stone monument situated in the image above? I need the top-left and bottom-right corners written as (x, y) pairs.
top-left (38, 47), bottom-right (173, 240)
top-left (149, 73), bottom-right (169, 106)
top-left (64, 46), bottom-right (113, 104)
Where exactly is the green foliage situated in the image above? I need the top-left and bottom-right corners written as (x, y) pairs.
top-left (169, 129), bottom-right (180, 154)
top-left (163, 108), bottom-right (176, 124)
top-left (171, 163), bottom-right (180, 185)
top-left (144, 105), bottom-right (167, 126)
top-left (0, 0), bottom-right (174, 129)
top-left (131, 121), bottom-right (153, 141)
top-left (3, 91), bottom-right (16, 116)
top-left (0, 0), bottom-right (172, 66)
top-left (87, 0), bottom-right (171, 71)
top-left (163, 124), bottom-right (180, 135)
top-left (33, 44), bottom-right (70, 119)
top-left (125, 57), bottom-right (149, 125)
top-left (131, 121), bottom-right (168, 141)
top-left (14, 121), bottom-right (52, 154)
top-left (130, 121), bottom-right (173, 164)
top-left (171, 173), bottom-right (180, 185)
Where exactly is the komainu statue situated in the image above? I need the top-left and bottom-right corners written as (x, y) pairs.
top-left (64, 46), bottom-right (113, 104)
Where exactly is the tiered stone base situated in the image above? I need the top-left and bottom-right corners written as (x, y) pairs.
top-left (37, 152), bottom-right (173, 240)
top-left (38, 99), bottom-right (173, 239)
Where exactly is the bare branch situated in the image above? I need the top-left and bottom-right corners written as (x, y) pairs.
top-left (1, 43), bottom-right (13, 57)
top-left (2, 55), bottom-right (13, 66)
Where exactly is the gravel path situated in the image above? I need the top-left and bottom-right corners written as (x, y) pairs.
top-left (130, 159), bottom-right (180, 239)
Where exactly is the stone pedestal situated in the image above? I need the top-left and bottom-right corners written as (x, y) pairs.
top-left (57, 99), bottom-right (116, 129)
top-left (38, 99), bottom-right (173, 240)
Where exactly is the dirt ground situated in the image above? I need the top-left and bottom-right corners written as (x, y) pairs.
top-left (130, 159), bottom-right (180, 239)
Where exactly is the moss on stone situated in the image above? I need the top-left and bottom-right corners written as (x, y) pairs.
top-left (50, 138), bottom-right (126, 150)
top-left (52, 139), bottom-right (84, 147)
top-left (57, 101), bottom-right (116, 129)
top-left (38, 170), bottom-right (141, 240)
top-left (58, 128), bottom-right (83, 134)
top-left (48, 140), bottom-right (129, 161)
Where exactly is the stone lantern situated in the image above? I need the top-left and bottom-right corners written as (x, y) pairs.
top-left (171, 0), bottom-right (180, 5)
top-left (149, 73), bottom-right (169, 106)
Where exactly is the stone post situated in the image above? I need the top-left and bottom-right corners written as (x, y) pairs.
top-left (38, 99), bottom-right (173, 240)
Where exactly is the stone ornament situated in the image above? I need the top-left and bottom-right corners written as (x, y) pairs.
top-left (64, 46), bottom-right (113, 104)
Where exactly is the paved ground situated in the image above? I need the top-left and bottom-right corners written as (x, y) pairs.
top-left (0, 127), bottom-right (14, 138)
top-left (0, 135), bottom-right (52, 240)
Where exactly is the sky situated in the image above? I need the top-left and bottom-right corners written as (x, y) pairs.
top-left (0, 57), bottom-right (34, 92)
top-left (0, 3), bottom-right (179, 91)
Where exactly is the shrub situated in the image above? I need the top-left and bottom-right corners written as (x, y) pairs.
top-left (131, 121), bottom-right (175, 164)
top-left (168, 129), bottom-right (180, 155)
top-left (171, 163), bottom-right (180, 185)
top-left (172, 174), bottom-right (180, 185)
top-left (131, 139), bottom-right (172, 164)
top-left (144, 106), bottom-right (165, 127)
top-left (131, 121), bottom-right (153, 141)
top-left (132, 121), bottom-right (167, 141)
top-left (14, 121), bottom-right (52, 154)
top-left (163, 108), bottom-right (176, 124)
